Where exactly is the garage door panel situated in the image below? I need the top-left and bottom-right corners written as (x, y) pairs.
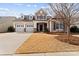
top-left (15, 24), bottom-right (24, 32)
top-left (25, 23), bottom-right (34, 32)
top-left (25, 27), bottom-right (33, 32)
top-left (16, 27), bottom-right (24, 32)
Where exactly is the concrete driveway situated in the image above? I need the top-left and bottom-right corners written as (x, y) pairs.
top-left (0, 32), bottom-right (32, 55)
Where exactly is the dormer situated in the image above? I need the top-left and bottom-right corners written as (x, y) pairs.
top-left (35, 8), bottom-right (47, 20)
top-left (29, 14), bottom-right (33, 20)
top-left (21, 15), bottom-right (33, 21)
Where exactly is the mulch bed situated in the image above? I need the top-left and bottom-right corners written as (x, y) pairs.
top-left (56, 35), bottom-right (79, 45)
top-left (46, 32), bottom-right (67, 35)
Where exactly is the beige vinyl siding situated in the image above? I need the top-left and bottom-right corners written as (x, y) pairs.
top-left (0, 17), bottom-right (16, 32)
top-left (0, 21), bottom-right (13, 32)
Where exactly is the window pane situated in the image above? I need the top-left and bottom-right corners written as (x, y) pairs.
top-left (55, 23), bottom-right (59, 29)
top-left (37, 16), bottom-right (46, 20)
top-left (60, 23), bottom-right (64, 29)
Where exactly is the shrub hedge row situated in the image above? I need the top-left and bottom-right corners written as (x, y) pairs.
top-left (70, 26), bottom-right (79, 33)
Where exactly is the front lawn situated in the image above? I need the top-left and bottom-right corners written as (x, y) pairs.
top-left (16, 33), bottom-right (79, 54)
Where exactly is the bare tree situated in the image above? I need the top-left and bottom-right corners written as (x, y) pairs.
top-left (48, 3), bottom-right (79, 39)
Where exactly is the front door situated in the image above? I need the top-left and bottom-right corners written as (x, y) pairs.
top-left (40, 24), bottom-right (43, 31)
top-left (37, 23), bottom-right (47, 32)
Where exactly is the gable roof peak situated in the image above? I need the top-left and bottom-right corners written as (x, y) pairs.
top-left (35, 8), bottom-right (47, 15)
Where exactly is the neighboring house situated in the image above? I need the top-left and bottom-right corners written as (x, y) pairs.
top-left (71, 18), bottom-right (79, 28)
top-left (14, 8), bottom-right (65, 32)
top-left (0, 16), bottom-right (16, 32)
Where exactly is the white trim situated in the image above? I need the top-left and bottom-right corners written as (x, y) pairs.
top-left (50, 21), bottom-right (52, 32)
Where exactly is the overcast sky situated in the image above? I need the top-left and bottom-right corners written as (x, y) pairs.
top-left (0, 3), bottom-right (49, 17)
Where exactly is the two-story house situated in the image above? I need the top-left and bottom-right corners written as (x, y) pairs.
top-left (13, 8), bottom-right (65, 32)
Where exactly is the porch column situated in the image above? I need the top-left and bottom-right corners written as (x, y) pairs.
top-left (59, 22), bottom-right (60, 31)
top-left (43, 24), bottom-right (44, 32)
top-left (50, 21), bottom-right (52, 32)
top-left (38, 24), bottom-right (40, 31)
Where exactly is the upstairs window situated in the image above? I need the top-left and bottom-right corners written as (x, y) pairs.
top-left (29, 16), bottom-right (33, 20)
top-left (24, 15), bottom-right (33, 20)
top-left (37, 16), bottom-right (46, 20)
top-left (24, 16), bottom-right (29, 20)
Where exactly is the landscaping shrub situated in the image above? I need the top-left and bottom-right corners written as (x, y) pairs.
top-left (7, 26), bottom-right (15, 32)
top-left (70, 26), bottom-right (79, 33)
top-left (44, 28), bottom-right (49, 32)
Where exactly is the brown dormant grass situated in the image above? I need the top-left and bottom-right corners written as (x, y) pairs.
top-left (16, 33), bottom-right (79, 54)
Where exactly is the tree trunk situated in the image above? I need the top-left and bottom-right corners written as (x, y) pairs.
top-left (67, 26), bottom-right (70, 41)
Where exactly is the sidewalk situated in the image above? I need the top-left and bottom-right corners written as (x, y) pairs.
top-left (14, 52), bottom-right (79, 56)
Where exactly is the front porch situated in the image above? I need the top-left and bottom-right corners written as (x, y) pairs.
top-left (49, 20), bottom-right (65, 32)
top-left (37, 23), bottom-right (47, 32)
top-left (34, 20), bottom-right (65, 32)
